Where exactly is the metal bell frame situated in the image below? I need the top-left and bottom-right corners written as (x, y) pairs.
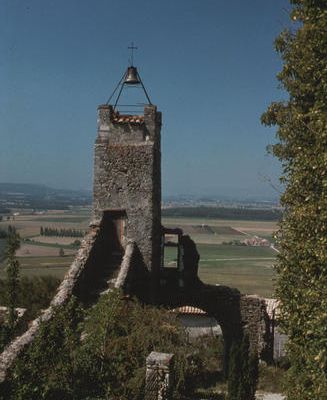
top-left (106, 65), bottom-right (152, 112)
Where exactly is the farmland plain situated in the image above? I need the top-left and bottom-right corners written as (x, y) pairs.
top-left (0, 210), bottom-right (89, 280)
top-left (163, 216), bottom-right (277, 297)
top-left (0, 211), bottom-right (277, 297)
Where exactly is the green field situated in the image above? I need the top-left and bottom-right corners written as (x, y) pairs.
top-left (164, 244), bottom-right (276, 297)
top-left (0, 211), bottom-right (277, 297)
top-left (0, 255), bottom-right (74, 280)
top-left (33, 217), bottom-right (89, 223)
top-left (197, 244), bottom-right (275, 297)
top-left (163, 217), bottom-right (277, 297)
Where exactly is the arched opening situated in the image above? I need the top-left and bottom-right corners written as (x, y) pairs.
top-left (79, 210), bottom-right (127, 304)
top-left (172, 305), bottom-right (226, 394)
top-left (175, 306), bottom-right (222, 339)
top-left (102, 209), bottom-right (126, 253)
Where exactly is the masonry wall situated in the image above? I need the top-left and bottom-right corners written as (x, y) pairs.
top-left (93, 105), bottom-right (161, 274)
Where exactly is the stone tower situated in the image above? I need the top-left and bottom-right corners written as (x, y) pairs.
top-left (93, 102), bottom-right (162, 276)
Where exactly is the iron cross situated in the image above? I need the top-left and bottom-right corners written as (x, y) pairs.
top-left (128, 42), bottom-right (138, 66)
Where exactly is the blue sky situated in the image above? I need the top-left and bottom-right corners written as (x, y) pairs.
top-left (0, 0), bottom-right (291, 200)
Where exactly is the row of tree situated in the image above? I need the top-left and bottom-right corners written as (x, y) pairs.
top-left (162, 206), bottom-right (282, 221)
top-left (39, 226), bottom-right (85, 238)
top-left (0, 226), bottom-right (21, 352)
top-left (0, 226), bottom-right (61, 353)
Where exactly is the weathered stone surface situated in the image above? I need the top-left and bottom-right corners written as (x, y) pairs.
top-left (0, 222), bottom-right (141, 383)
top-left (145, 352), bottom-right (174, 400)
top-left (93, 104), bottom-right (161, 277)
top-left (115, 240), bottom-right (136, 290)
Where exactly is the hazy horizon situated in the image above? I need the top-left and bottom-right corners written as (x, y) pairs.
top-left (0, 181), bottom-right (280, 202)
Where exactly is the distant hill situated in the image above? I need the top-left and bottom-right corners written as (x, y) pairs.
top-left (0, 183), bottom-right (49, 196)
top-left (0, 183), bottom-right (92, 210)
top-left (0, 183), bottom-right (91, 197)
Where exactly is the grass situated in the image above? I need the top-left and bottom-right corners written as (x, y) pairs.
top-left (198, 244), bottom-right (276, 297)
top-left (257, 364), bottom-right (286, 393)
top-left (164, 243), bottom-right (276, 297)
top-left (32, 217), bottom-right (89, 223)
top-left (198, 243), bottom-right (276, 259)
top-left (162, 216), bottom-right (277, 230)
top-left (0, 255), bottom-right (74, 280)
top-left (23, 239), bottom-right (79, 249)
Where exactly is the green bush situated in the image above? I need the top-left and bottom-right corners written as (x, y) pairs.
top-left (2, 290), bottom-right (215, 400)
top-left (227, 336), bottom-right (258, 400)
top-left (262, 1), bottom-right (327, 398)
top-left (0, 276), bottom-right (61, 320)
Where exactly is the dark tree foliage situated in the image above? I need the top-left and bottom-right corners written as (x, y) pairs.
top-left (0, 227), bottom-right (20, 352)
top-left (261, 1), bottom-right (327, 398)
top-left (40, 226), bottom-right (86, 238)
top-left (227, 341), bottom-right (241, 400)
top-left (1, 298), bottom-right (84, 400)
top-left (4, 227), bottom-right (20, 330)
top-left (2, 291), bottom-right (213, 400)
top-left (162, 206), bottom-right (281, 221)
top-left (0, 276), bottom-right (61, 320)
top-left (227, 336), bottom-right (258, 400)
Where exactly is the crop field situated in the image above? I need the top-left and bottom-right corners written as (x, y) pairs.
top-left (31, 236), bottom-right (78, 245)
top-left (0, 213), bottom-right (89, 238)
top-left (0, 255), bottom-right (75, 280)
top-left (0, 210), bottom-right (86, 280)
top-left (16, 244), bottom-right (76, 257)
top-left (162, 217), bottom-right (276, 244)
top-left (164, 244), bottom-right (276, 297)
top-left (162, 217), bottom-right (277, 297)
top-left (0, 211), bottom-right (278, 297)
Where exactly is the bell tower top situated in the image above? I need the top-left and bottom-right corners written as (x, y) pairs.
top-left (106, 44), bottom-right (152, 113)
top-left (93, 58), bottom-right (162, 275)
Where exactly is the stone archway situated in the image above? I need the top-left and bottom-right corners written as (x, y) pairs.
top-left (155, 232), bottom-right (270, 369)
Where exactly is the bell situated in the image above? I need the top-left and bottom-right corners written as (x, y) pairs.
top-left (124, 66), bottom-right (140, 85)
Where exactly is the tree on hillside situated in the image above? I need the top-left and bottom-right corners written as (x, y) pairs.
top-left (5, 226), bottom-right (20, 330)
top-left (227, 335), bottom-right (258, 400)
top-left (0, 226), bottom-right (21, 351)
top-left (261, 1), bottom-right (327, 398)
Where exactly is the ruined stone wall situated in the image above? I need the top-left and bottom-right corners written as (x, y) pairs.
top-left (0, 226), bottom-right (99, 382)
top-left (0, 221), bottom-right (141, 383)
top-left (240, 295), bottom-right (270, 358)
top-left (158, 282), bottom-right (271, 364)
top-left (93, 105), bottom-right (161, 274)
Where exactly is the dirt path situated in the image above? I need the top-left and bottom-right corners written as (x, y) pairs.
top-left (256, 393), bottom-right (285, 400)
top-left (201, 257), bottom-right (275, 262)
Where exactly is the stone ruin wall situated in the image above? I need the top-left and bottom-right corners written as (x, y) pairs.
top-left (160, 280), bottom-right (270, 361)
top-left (93, 105), bottom-right (161, 274)
top-left (0, 220), bottom-right (138, 383)
top-left (0, 222), bottom-right (276, 383)
top-left (0, 101), bottom-right (279, 383)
